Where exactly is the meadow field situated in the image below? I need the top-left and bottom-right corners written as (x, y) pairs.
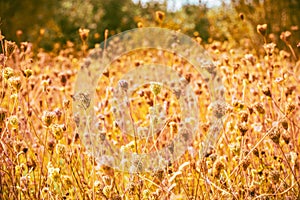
top-left (0, 0), bottom-right (299, 199)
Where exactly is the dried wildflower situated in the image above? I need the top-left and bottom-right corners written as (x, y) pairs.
top-left (281, 130), bottom-right (290, 144)
top-left (41, 187), bottom-right (49, 197)
top-left (26, 157), bottom-right (36, 170)
top-left (79, 28), bottom-right (90, 42)
top-left (23, 69), bottom-right (33, 78)
top-left (127, 182), bottom-right (136, 195)
top-left (51, 124), bottom-right (66, 140)
top-left (59, 72), bottom-right (67, 86)
top-left (280, 31), bottom-right (292, 44)
top-left (0, 108), bottom-right (7, 123)
top-left (242, 158), bottom-right (251, 170)
top-left (3, 67), bottom-right (14, 80)
top-left (279, 50), bottom-right (291, 59)
top-left (143, 189), bottom-right (150, 198)
top-left (0, 54), bottom-right (6, 68)
top-left (4, 40), bottom-right (16, 57)
top-left (48, 166), bottom-right (60, 182)
top-left (63, 99), bottom-right (70, 109)
top-left (47, 139), bottom-right (56, 152)
top-left (150, 82), bottom-right (162, 96)
top-left (9, 115), bottom-right (19, 128)
top-left (20, 42), bottom-right (29, 52)
top-left (211, 101), bottom-right (226, 119)
top-left (285, 102), bottom-right (295, 114)
top-left (269, 126), bottom-right (281, 144)
top-left (102, 185), bottom-right (111, 197)
top-left (72, 92), bottom-right (91, 110)
top-left (238, 122), bottom-right (248, 136)
top-left (262, 86), bottom-right (271, 97)
top-left (239, 111), bottom-right (248, 122)
top-left (244, 54), bottom-right (255, 65)
top-left (263, 43), bottom-right (276, 56)
top-left (281, 120), bottom-right (288, 130)
top-left (155, 11), bottom-right (165, 23)
top-left (56, 143), bottom-right (66, 155)
top-left (254, 102), bottom-right (265, 115)
top-left (233, 99), bottom-right (244, 110)
top-left (62, 175), bottom-right (73, 188)
top-left (257, 24), bottom-right (267, 36)
top-left (213, 157), bottom-right (225, 177)
top-left (118, 79), bottom-right (129, 92)
top-left (42, 111), bottom-right (56, 127)
top-left (270, 170), bottom-right (280, 183)
top-left (8, 76), bottom-right (22, 91)
top-left (253, 148), bottom-right (259, 157)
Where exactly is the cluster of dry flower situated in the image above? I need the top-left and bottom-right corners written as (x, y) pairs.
top-left (0, 18), bottom-right (299, 199)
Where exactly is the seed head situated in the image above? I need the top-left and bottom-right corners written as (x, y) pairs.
top-left (242, 158), bottom-right (251, 170)
top-left (239, 110), bottom-right (248, 122)
top-left (213, 157), bottom-right (225, 177)
top-left (42, 111), bottom-right (56, 127)
top-left (286, 102), bottom-right (295, 114)
top-left (254, 102), bottom-right (265, 115)
top-left (62, 175), bottom-right (73, 188)
top-left (24, 69), bottom-right (33, 78)
top-left (8, 76), bottom-right (22, 91)
top-left (47, 139), bottom-right (56, 152)
top-left (263, 43), bottom-right (276, 56)
top-left (3, 67), bottom-right (14, 80)
top-left (4, 40), bottom-right (16, 57)
top-left (9, 115), bottom-right (19, 128)
top-left (150, 82), bottom-right (162, 96)
top-left (238, 122), bottom-right (248, 136)
top-left (102, 185), bottom-right (111, 197)
top-left (281, 120), bottom-right (288, 130)
top-left (281, 130), bottom-right (290, 144)
top-left (0, 108), bottom-right (7, 123)
top-left (262, 86), bottom-right (271, 97)
top-left (56, 143), bottom-right (66, 155)
top-left (51, 124), bottom-right (66, 140)
top-left (280, 31), bottom-right (292, 44)
top-left (257, 24), bottom-right (267, 36)
top-left (270, 170), bottom-right (280, 183)
top-left (118, 79), bottom-right (129, 92)
top-left (269, 126), bottom-right (281, 144)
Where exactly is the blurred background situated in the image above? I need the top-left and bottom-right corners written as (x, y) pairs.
top-left (0, 0), bottom-right (299, 51)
